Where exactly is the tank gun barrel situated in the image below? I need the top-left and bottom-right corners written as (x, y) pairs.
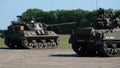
top-left (46, 22), bottom-right (76, 27)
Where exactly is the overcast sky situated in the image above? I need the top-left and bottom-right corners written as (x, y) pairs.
top-left (0, 0), bottom-right (120, 30)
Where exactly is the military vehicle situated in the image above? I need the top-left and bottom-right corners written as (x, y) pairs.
top-left (1, 16), bottom-right (75, 49)
top-left (69, 8), bottom-right (120, 57)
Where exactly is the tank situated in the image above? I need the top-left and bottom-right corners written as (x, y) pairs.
top-left (1, 16), bottom-right (75, 49)
top-left (69, 8), bottom-right (120, 57)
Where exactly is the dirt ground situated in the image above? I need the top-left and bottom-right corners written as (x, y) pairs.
top-left (0, 48), bottom-right (120, 68)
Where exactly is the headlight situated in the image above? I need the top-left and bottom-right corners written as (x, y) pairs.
top-left (95, 32), bottom-right (103, 38)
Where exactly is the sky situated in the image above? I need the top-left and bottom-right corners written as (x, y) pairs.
top-left (0, 0), bottom-right (120, 30)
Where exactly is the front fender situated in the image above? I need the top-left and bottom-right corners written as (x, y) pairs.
top-left (68, 34), bottom-right (76, 44)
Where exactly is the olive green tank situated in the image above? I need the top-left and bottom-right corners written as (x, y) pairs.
top-left (69, 8), bottom-right (120, 57)
top-left (1, 16), bottom-right (75, 49)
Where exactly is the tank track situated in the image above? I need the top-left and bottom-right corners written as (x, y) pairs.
top-left (98, 41), bottom-right (120, 57)
top-left (20, 39), bottom-right (58, 49)
top-left (72, 42), bottom-right (120, 57)
top-left (5, 38), bottom-right (59, 49)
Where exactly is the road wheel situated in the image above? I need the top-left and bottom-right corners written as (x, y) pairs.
top-left (98, 41), bottom-right (120, 57)
top-left (21, 39), bottom-right (33, 49)
top-left (52, 42), bottom-right (57, 48)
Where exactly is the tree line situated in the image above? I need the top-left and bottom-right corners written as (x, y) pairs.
top-left (22, 8), bottom-right (98, 34)
top-left (1, 8), bottom-right (120, 34)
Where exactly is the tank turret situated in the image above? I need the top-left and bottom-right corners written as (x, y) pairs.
top-left (95, 8), bottom-right (120, 29)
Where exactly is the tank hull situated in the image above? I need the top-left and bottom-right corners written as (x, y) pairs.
top-left (69, 28), bottom-right (120, 57)
top-left (3, 30), bottom-right (59, 49)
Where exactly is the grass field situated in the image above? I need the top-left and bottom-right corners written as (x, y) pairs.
top-left (0, 38), bottom-right (5, 47)
top-left (0, 35), bottom-right (71, 49)
top-left (58, 35), bottom-right (71, 49)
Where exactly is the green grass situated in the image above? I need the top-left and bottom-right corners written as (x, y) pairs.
top-left (58, 35), bottom-right (71, 49)
top-left (0, 35), bottom-right (72, 49)
top-left (0, 38), bottom-right (6, 47)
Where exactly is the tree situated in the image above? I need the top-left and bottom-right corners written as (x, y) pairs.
top-left (21, 8), bottom-right (120, 34)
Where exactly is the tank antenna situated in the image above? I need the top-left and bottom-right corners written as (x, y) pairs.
top-left (51, 0), bottom-right (58, 19)
top-left (54, 13), bottom-right (58, 19)
top-left (96, 0), bottom-right (98, 9)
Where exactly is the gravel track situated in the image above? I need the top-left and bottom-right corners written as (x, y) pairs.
top-left (0, 48), bottom-right (120, 68)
